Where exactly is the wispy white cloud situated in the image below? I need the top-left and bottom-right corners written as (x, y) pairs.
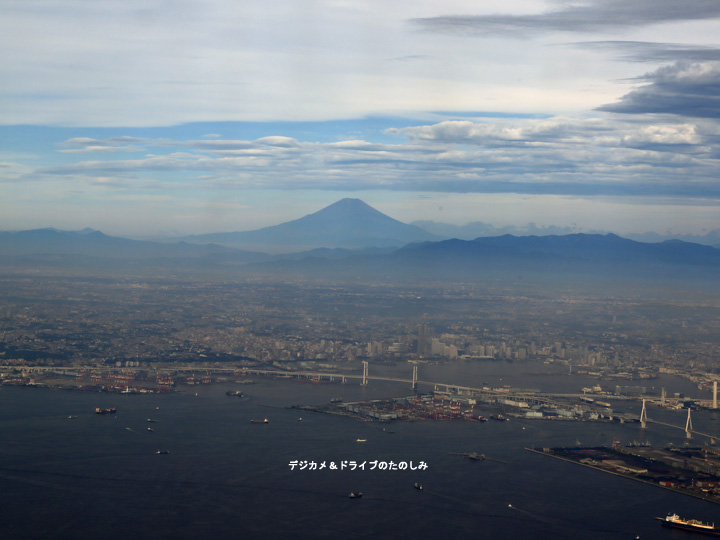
top-left (20, 116), bottom-right (719, 200)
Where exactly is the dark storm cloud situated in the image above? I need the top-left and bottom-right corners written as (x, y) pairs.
top-left (412, 0), bottom-right (720, 36)
top-left (598, 61), bottom-right (720, 118)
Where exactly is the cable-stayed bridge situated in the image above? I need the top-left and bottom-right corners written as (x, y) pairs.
top-left (17, 364), bottom-right (720, 442)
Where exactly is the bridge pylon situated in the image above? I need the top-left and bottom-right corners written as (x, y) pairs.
top-left (640, 399), bottom-right (648, 429)
top-left (361, 361), bottom-right (368, 386)
top-left (412, 365), bottom-right (418, 391)
top-left (685, 407), bottom-right (693, 439)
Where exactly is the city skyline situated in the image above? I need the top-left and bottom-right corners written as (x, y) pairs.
top-left (2, 1), bottom-right (720, 237)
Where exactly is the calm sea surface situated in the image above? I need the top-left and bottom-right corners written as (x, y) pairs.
top-left (1, 361), bottom-right (718, 540)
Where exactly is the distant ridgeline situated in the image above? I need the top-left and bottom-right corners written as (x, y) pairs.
top-left (1, 199), bottom-right (719, 290)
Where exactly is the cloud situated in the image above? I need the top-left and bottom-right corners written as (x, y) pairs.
top-left (621, 124), bottom-right (701, 146)
top-left (387, 118), bottom-right (613, 145)
top-left (598, 61), bottom-right (720, 118)
top-left (578, 41), bottom-right (720, 63)
top-left (0, 160), bottom-right (35, 182)
top-left (27, 117), bottom-right (720, 200)
top-left (412, 0), bottom-right (720, 36)
top-left (388, 54), bottom-right (430, 62)
top-left (255, 136), bottom-right (300, 148)
top-left (56, 136), bottom-right (147, 154)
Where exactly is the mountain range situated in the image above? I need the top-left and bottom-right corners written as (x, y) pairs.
top-left (412, 220), bottom-right (720, 249)
top-left (0, 228), bottom-right (268, 262)
top-left (1, 199), bottom-right (718, 288)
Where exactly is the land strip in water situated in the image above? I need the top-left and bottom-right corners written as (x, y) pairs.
top-left (528, 445), bottom-right (720, 505)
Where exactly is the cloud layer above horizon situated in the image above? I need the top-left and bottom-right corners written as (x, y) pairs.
top-left (1, 0), bottom-right (720, 237)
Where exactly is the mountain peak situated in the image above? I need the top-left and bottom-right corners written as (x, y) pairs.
top-left (311, 198), bottom-right (388, 219)
top-left (181, 198), bottom-right (438, 252)
top-left (327, 198), bottom-right (367, 207)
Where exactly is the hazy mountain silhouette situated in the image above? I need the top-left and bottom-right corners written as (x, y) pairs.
top-left (242, 233), bottom-right (720, 291)
top-left (180, 198), bottom-right (439, 252)
top-left (393, 234), bottom-right (720, 267)
top-left (0, 228), bottom-right (269, 262)
top-left (2, 214), bottom-right (719, 291)
top-left (413, 219), bottom-right (720, 248)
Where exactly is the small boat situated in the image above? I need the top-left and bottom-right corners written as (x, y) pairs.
top-left (95, 407), bottom-right (116, 415)
top-left (356, 438), bottom-right (366, 442)
top-left (348, 492), bottom-right (363, 498)
top-left (67, 415), bottom-right (77, 419)
top-left (414, 482), bottom-right (423, 491)
top-left (225, 390), bottom-right (244, 397)
top-left (147, 427), bottom-right (154, 432)
top-left (147, 418), bottom-right (156, 423)
top-left (297, 418), bottom-right (303, 421)
top-left (251, 418), bottom-right (269, 424)
top-left (156, 450), bottom-right (170, 455)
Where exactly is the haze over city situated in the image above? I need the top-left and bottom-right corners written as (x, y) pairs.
top-left (2, 0), bottom-right (720, 239)
top-left (3, 3), bottom-right (720, 539)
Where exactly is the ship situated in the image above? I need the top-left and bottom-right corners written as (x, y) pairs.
top-left (95, 407), bottom-right (116, 415)
top-left (596, 401), bottom-right (612, 408)
top-left (226, 390), bottom-right (244, 397)
top-left (250, 418), bottom-right (269, 424)
top-left (348, 491), bottom-right (362, 498)
top-left (657, 513), bottom-right (720, 536)
top-left (626, 440), bottom-right (652, 448)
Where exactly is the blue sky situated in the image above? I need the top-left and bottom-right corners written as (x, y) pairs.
top-left (2, 0), bottom-right (720, 238)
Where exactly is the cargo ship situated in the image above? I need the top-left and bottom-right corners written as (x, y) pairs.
top-left (95, 407), bottom-right (116, 415)
top-left (657, 513), bottom-right (720, 536)
top-left (250, 418), bottom-right (269, 424)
